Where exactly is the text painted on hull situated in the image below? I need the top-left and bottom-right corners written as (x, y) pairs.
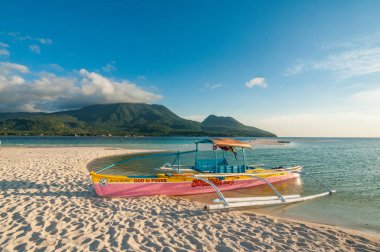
top-left (191, 178), bottom-right (234, 187)
top-left (133, 179), bottom-right (168, 183)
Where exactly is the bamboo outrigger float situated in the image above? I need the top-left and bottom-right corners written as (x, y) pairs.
top-left (89, 138), bottom-right (335, 209)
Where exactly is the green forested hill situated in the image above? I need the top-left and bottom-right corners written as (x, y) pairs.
top-left (201, 115), bottom-right (275, 137)
top-left (0, 103), bottom-right (276, 137)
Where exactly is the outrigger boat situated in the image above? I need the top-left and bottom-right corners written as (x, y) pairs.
top-left (89, 138), bottom-right (335, 209)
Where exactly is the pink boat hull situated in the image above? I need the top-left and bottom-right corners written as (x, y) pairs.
top-left (93, 173), bottom-right (300, 197)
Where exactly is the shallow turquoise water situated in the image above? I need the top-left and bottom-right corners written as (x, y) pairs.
top-left (251, 138), bottom-right (380, 234)
top-left (2, 136), bottom-right (379, 234)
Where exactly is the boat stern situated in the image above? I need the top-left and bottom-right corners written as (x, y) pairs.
top-left (89, 171), bottom-right (132, 197)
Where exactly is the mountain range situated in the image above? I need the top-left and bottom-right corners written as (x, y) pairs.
top-left (0, 103), bottom-right (276, 137)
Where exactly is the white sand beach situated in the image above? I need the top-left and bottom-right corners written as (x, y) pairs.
top-left (0, 147), bottom-right (379, 251)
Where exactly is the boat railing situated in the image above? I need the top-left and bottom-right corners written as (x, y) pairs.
top-left (195, 158), bottom-right (229, 172)
top-left (95, 150), bottom-right (197, 174)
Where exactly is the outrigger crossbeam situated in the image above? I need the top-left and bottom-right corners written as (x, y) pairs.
top-left (200, 171), bottom-right (336, 210)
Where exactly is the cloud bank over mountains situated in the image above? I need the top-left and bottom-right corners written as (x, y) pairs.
top-left (0, 32), bottom-right (161, 112)
top-left (0, 62), bottom-right (162, 112)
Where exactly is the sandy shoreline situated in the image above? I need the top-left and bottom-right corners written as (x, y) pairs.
top-left (0, 147), bottom-right (379, 251)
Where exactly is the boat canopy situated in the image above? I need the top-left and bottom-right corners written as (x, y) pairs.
top-left (196, 138), bottom-right (252, 149)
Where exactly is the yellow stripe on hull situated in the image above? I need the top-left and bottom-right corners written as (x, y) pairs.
top-left (89, 166), bottom-right (301, 184)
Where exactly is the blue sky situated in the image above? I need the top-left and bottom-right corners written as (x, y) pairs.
top-left (1, 0), bottom-right (380, 136)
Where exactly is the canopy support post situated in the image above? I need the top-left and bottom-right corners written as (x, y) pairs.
top-left (215, 150), bottom-right (218, 172)
top-left (177, 151), bottom-right (180, 172)
top-left (171, 154), bottom-right (178, 168)
top-left (242, 148), bottom-right (247, 170)
top-left (195, 142), bottom-right (198, 163)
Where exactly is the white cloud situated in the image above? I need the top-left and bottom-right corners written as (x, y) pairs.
top-left (245, 77), bottom-right (267, 88)
top-left (0, 62), bottom-right (162, 112)
top-left (313, 47), bottom-right (380, 78)
top-left (0, 49), bottom-right (10, 57)
top-left (9, 76), bottom-right (25, 85)
top-left (0, 62), bottom-right (29, 74)
top-left (205, 83), bottom-right (222, 90)
top-left (0, 62), bottom-right (28, 92)
top-left (0, 42), bottom-right (9, 48)
top-left (284, 63), bottom-right (305, 76)
top-left (349, 87), bottom-right (380, 107)
top-left (47, 63), bottom-right (64, 71)
top-left (29, 44), bottom-right (41, 54)
top-left (8, 32), bottom-right (53, 45)
top-left (102, 62), bottom-right (116, 73)
top-left (320, 33), bottom-right (380, 50)
top-left (38, 38), bottom-right (53, 45)
top-left (182, 115), bottom-right (206, 122)
top-left (0, 42), bottom-right (10, 57)
top-left (286, 35), bottom-right (380, 79)
top-left (250, 112), bottom-right (380, 137)
top-left (79, 69), bottom-right (161, 103)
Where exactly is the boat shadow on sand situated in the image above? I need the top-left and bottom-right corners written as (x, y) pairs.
top-left (0, 179), bottom-right (214, 217)
top-left (0, 179), bottom-right (112, 208)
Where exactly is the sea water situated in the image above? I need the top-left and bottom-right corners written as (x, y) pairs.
top-left (1, 136), bottom-right (379, 234)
